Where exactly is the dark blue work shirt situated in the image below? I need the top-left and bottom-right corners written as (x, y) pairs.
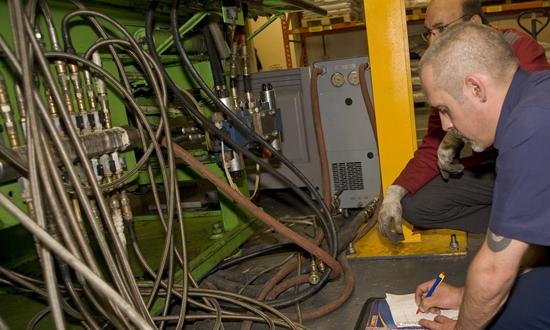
top-left (490, 69), bottom-right (550, 246)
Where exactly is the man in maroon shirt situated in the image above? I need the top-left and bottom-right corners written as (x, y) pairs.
top-left (378, 0), bottom-right (550, 242)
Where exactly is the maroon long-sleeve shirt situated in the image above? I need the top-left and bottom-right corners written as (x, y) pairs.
top-left (393, 28), bottom-right (550, 194)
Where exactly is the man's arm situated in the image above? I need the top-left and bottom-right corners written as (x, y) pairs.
top-left (456, 230), bottom-right (529, 330)
top-left (393, 110), bottom-right (445, 194)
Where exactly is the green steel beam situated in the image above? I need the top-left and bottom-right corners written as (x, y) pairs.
top-left (247, 12), bottom-right (285, 42)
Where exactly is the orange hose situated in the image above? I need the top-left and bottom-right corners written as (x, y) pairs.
top-left (358, 62), bottom-right (378, 142)
top-left (265, 274), bottom-right (309, 301)
top-left (310, 66), bottom-right (332, 206)
top-left (354, 62), bottom-right (384, 242)
top-left (266, 254), bottom-right (354, 322)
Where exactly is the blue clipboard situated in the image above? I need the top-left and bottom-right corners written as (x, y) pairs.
top-left (354, 297), bottom-right (424, 330)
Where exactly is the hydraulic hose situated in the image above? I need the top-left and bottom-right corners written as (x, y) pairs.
top-left (10, 1), bottom-right (66, 327)
top-left (270, 254), bottom-right (354, 322)
top-left (0, 194), bottom-right (154, 330)
top-left (310, 66), bottom-right (332, 206)
top-left (168, 0), bottom-right (337, 254)
top-left (146, 1), bottom-right (338, 308)
top-left (207, 242), bottom-right (297, 275)
top-left (202, 24), bottom-right (226, 91)
top-left (354, 62), bottom-right (393, 243)
top-left (166, 139), bottom-right (342, 275)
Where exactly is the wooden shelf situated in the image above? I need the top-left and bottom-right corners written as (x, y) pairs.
top-left (282, 1), bottom-right (550, 67)
top-left (290, 20), bottom-right (365, 36)
top-left (289, 0), bottom-right (550, 34)
top-left (407, 0), bottom-right (550, 22)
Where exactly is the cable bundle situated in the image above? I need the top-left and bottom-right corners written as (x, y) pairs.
top-left (0, 0), bottom-right (360, 329)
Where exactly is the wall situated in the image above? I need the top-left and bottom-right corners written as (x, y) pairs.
top-left (304, 30), bottom-right (369, 65)
top-left (248, 17), bottom-right (297, 71)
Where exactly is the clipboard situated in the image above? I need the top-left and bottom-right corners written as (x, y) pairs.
top-left (354, 297), bottom-right (424, 330)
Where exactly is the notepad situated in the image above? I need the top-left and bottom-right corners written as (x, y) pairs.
top-left (386, 293), bottom-right (459, 328)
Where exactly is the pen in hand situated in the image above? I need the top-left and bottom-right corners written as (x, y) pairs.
top-left (416, 272), bottom-right (446, 314)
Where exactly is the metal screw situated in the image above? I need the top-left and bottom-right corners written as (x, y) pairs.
top-left (449, 234), bottom-right (460, 251)
top-left (210, 222), bottom-right (224, 240)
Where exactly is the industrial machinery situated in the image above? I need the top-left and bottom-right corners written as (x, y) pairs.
top-left (248, 58), bottom-right (381, 213)
top-left (0, 0), bottom-right (382, 329)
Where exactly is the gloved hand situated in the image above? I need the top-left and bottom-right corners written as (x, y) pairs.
top-left (378, 185), bottom-right (407, 243)
top-left (437, 130), bottom-right (465, 180)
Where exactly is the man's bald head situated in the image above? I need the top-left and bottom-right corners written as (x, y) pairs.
top-left (419, 22), bottom-right (518, 101)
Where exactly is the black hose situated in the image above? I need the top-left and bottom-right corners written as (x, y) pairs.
top-left (207, 242), bottom-right (297, 275)
top-left (168, 0), bottom-right (338, 257)
top-left (145, 1), bottom-right (336, 308)
top-left (202, 24), bottom-right (226, 91)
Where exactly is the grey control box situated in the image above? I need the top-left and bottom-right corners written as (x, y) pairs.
top-left (247, 57), bottom-right (380, 210)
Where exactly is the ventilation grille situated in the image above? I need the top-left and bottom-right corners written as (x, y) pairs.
top-left (331, 162), bottom-right (364, 192)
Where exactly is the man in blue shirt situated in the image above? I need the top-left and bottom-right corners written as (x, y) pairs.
top-left (414, 22), bottom-right (550, 329)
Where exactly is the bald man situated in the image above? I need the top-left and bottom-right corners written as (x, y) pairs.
top-left (414, 22), bottom-right (550, 329)
top-left (378, 0), bottom-right (550, 242)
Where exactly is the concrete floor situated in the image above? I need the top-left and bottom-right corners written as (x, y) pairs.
top-left (304, 237), bottom-right (483, 329)
top-left (253, 189), bottom-right (485, 330)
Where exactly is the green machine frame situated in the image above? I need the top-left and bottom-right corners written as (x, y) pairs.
top-left (0, 0), bottom-right (259, 326)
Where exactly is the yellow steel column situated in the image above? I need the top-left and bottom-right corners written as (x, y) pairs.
top-left (364, 0), bottom-right (416, 189)
top-left (352, 0), bottom-right (467, 257)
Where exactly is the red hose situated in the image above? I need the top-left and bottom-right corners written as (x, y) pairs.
top-left (310, 66), bottom-right (332, 206)
top-left (265, 254), bottom-right (355, 322)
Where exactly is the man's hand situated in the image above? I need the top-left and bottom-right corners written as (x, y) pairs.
top-left (437, 130), bottom-right (465, 180)
top-left (419, 315), bottom-right (457, 330)
top-left (415, 280), bottom-right (464, 314)
top-left (378, 185), bottom-right (407, 243)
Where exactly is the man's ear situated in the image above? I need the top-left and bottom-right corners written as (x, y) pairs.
top-left (464, 74), bottom-right (487, 103)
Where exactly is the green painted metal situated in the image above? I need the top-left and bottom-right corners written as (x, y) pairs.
top-left (152, 12), bottom-right (208, 56)
top-left (0, 292), bottom-right (82, 329)
top-left (0, 0), bottom-right (301, 326)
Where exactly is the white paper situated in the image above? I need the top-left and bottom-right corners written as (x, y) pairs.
top-left (386, 293), bottom-right (459, 328)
